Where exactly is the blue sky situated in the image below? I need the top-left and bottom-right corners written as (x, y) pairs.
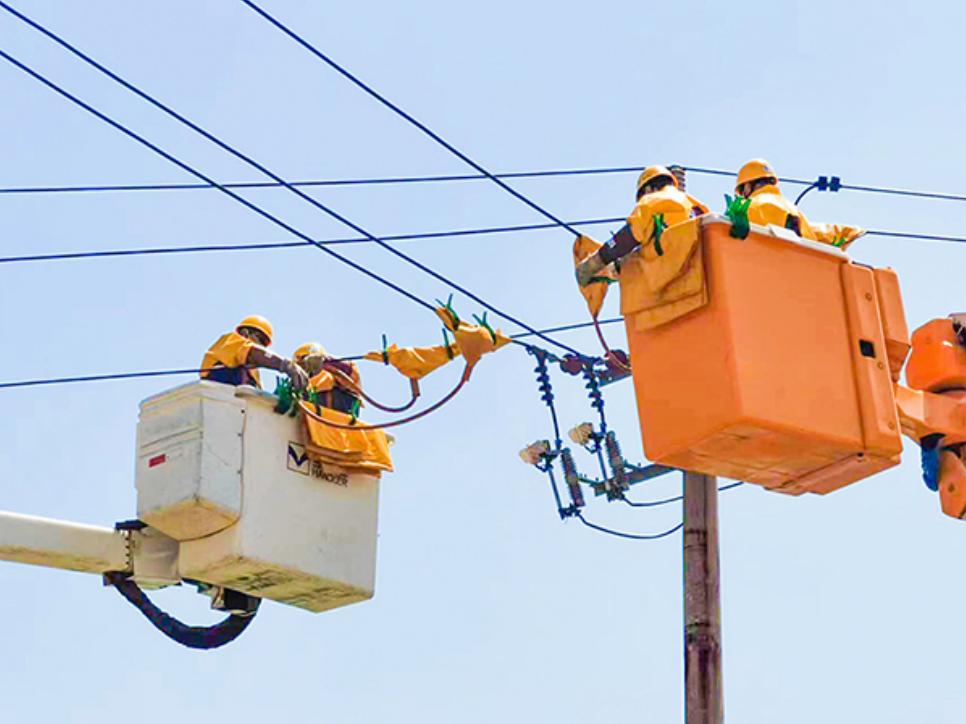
top-left (0, 1), bottom-right (964, 722)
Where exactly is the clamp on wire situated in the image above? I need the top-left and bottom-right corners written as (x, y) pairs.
top-left (795, 174), bottom-right (842, 205)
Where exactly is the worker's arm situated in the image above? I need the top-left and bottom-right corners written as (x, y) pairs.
top-left (576, 224), bottom-right (637, 287)
top-left (248, 347), bottom-right (309, 391)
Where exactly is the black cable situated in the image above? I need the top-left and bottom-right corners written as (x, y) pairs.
top-left (619, 481), bottom-right (744, 508)
top-left (7, 161), bottom-right (966, 208)
top-left (239, 0), bottom-right (584, 238)
top-left (0, 3), bottom-right (579, 357)
top-left (794, 182), bottom-right (819, 205)
top-left (0, 216), bottom-right (626, 266)
top-left (0, 168), bottom-right (647, 196)
top-left (0, 318), bottom-right (622, 391)
top-left (575, 512), bottom-right (683, 541)
top-left (105, 572), bottom-right (258, 650)
top-left (4, 216), bottom-right (965, 268)
top-left (866, 229), bottom-right (966, 245)
top-left (0, 48), bottom-right (439, 317)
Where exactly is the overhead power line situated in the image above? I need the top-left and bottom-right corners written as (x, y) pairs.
top-left (0, 216), bottom-right (626, 265)
top-left (239, 0), bottom-right (585, 237)
top-left (0, 317), bottom-right (623, 391)
top-left (10, 163), bottom-right (966, 207)
top-left (3, 158), bottom-right (966, 208)
top-left (3, 218), bottom-right (964, 269)
top-left (0, 167), bottom-right (647, 196)
top-left (0, 5), bottom-right (582, 358)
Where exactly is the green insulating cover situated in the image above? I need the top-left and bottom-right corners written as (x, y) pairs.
top-left (724, 194), bottom-right (751, 239)
top-left (651, 212), bottom-right (668, 255)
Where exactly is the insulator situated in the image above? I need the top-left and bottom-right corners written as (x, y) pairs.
top-left (559, 448), bottom-right (585, 508)
top-left (604, 431), bottom-right (629, 491)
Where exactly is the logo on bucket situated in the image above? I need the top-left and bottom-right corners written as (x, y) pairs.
top-left (287, 442), bottom-right (309, 475)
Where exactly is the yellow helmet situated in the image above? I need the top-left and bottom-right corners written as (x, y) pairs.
top-left (636, 165), bottom-right (678, 196)
top-left (293, 342), bottom-right (326, 362)
top-left (736, 159), bottom-right (777, 191)
top-left (236, 315), bottom-right (273, 346)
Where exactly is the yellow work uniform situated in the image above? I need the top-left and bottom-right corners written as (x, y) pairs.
top-left (619, 186), bottom-right (710, 324)
top-left (200, 331), bottom-right (261, 388)
top-left (746, 185), bottom-right (819, 240)
top-left (308, 363), bottom-right (362, 414)
top-left (746, 185), bottom-right (864, 249)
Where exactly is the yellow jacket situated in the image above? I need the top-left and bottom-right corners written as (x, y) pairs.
top-left (746, 185), bottom-right (818, 239)
top-left (620, 187), bottom-right (709, 322)
top-left (200, 331), bottom-right (261, 388)
top-left (747, 185), bottom-right (864, 249)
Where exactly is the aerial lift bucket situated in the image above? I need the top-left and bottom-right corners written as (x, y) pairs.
top-left (626, 216), bottom-right (907, 495)
top-left (135, 380), bottom-right (383, 612)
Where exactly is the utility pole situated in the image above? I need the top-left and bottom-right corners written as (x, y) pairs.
top-left (683, 472), bottom-right (723, 724)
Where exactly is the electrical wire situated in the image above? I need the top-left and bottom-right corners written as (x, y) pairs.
top-left (0, 216), bottom-right (626, 266)
top-left (0, 47), bottom-right (439, 316)
top-left (0, 167), bottom-right (647, 196)
top-left (619, 481), bottom-right (744, 508)
top-left (0, 3), bottom-right (580, 357)
top-left (3, 216), bottom-right (964, 268)
top-left (7, 160), bottom-right (966, 208)
top-left (0, 318), bottom-right (623, 391)
top-left (238, 0), bottom-right (584, 238)
top-left (575, 513), bottom-right (683, 541)
top-left (866, 229), bottom-right (966, 245)
top-left (576, 482), bottom-right (743, 539)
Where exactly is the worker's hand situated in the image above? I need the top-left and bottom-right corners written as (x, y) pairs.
top-left (576, 254), bottom-right (605, 287)
top-left (284, 360), bottom-right (309, 392)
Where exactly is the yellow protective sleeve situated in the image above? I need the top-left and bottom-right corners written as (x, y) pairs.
top-left (435, 306), bottom-right (513, 367)
top-left (363, 343), bottom-right (459, 380)
top-left (299, 402), bottom-right (393, 475)
top-left (572, 234), bottom-right (615, 319)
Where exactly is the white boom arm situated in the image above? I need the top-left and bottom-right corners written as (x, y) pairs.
top-left (0, 510), bottom-right (179, 586)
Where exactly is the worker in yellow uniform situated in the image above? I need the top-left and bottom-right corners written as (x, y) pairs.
top-left (576, 165), bottom-right (709, 287)
top-left (734, 159), bottom-right (864, 248)
top-left (293, 342), bottom-right (362, 414)
top-left (200, 315), bottom-right (307, 390)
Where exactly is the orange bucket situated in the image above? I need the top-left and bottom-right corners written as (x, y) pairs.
top-left (626, 216), bottom-right (904, 495)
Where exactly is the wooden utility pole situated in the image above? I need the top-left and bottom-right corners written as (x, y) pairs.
top-left (683, 471), bottom-right (723, 724)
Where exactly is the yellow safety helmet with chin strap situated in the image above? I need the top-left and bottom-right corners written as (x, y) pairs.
top-left (293, 342), bottom-right (326, 362)
top-left (636, 165), bottom-right (678, 197)
top-left (236, 315), bottom-right (274, 346)
top-left (736, 159), bottom-right (778, 191)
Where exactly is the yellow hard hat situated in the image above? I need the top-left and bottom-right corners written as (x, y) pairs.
top-left (293, 342), bottom-right (326, 362)
top-left (636, 165), bottom-right (678, 196)
top-left (736, 159), bottom-right (777, 191)
top-left (236, 315), bottom-right (273, 345)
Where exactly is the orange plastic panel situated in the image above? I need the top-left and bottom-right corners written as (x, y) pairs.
top-left (840, 265), bottom-right (903, 457)
top-left (939, 449), bottom-right (966, 520)
top-left (872, 268), bottom-right (911, 381)
top-left (627, 218), bottom-right (901, 494)
top-left (906, 319), bottom-right (966, 392)
top-left (895, 387), bottom-right (966, 447)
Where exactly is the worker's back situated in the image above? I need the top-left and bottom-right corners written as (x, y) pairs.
top-left (746, 184), bottom-right (812, 238)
